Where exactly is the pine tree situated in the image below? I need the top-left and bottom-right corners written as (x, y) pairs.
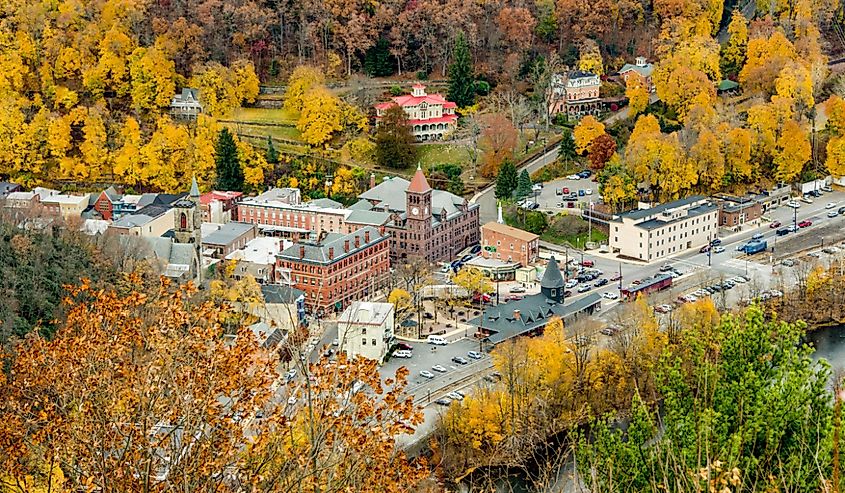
top-left (447, 32), bottom-right (475, 108)
top-left (495, 160), bottom-right (518, 199)
top-left (374, 105), bottom-right (418, 169)
top-left (215, 128), bottom-right (244, 191)
top-left (516, 169), bottom-right (533, 199)
top-left (265, 135), bottom-right (279, 164)
top-left (558, 129), bottom-right (577, 161)
top-left (364, 38), bottom-right (394, 77)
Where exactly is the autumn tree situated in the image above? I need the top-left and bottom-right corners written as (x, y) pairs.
top-left (447, 32), bottom-right (475, 108)
top-left (480, 113), bottom-right (518, 177)
top-left (573, 115), bottom-right (606, 155)
top-left (215, 128), bottom-right (244, 191)
top-left (774, 120), bottom-right (810, 182)
top-left (497, 7), bottom-right (537, 52)
top-left (723, 126), bottom-right (753, 183)
top-left (599, 157), bottom-right (637, 212)
top-left (689, 128), bottom-right (725, 190)
top-left (284, 66), bottom-right (326, 113)
top-left (588, 133), bottom-right (616, 171)
top-left (577, 39), bottom-right (604, 75)
top-left (453, 266), bottom-right (493, 297)
top-left (626, 76), bottom-right (649, 118)
top-left (297, 86), bottom-right (343, 147)
top-left (374, 105), bottom-right (418, 169)
top-left (654, 64), bottom-right (716, 123)
top-left (722, 9), bottom-right (748, 76)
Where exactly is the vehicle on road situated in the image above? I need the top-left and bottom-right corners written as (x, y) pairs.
top-left (739, 240), bottom-right (767, 254)
top-left (710, 238), bottom-right (722, 246)
top-left (427, 335), bottom-right (448, 345)
top-left (823, 186), bottom-right (834, 192)
top-left (800, 195), bottom-right (813, 204)
top-left (787, 200), bottom-right (801, 208)
top-left (394, 350), bottom-right (412, 358)
top-left (332, 339), bottom-right (339, 346)
top-left (467, 351), bottom-right (483, 359)
top-left (827, 202), bottom-right (838, 209)
top-left (770, 221), bottom-right (781, 228)
top-left (577, 285), bottom-right (591, 293)
top-left (396, 342), bottom-right (414, 351)
top-left (451, 356), bottom-right (469, 365)
top-left (829, 211), bottom-right (839, 218)
top-left (840, 206), bottom-right (845, 215)
top-left (699, 244), bottom-right (711, 253)
top-left (659, 264), bottom-right (674, 272)
top-left (447, 391), bottom-right (464, 401)
top-left (581, 260), bottom-right (594, 267)
top-left (601, 292), bottom-right (619, 300)
top-left (752, 233), bottom-right (764, 240)
top-left (776, 227), bottom-right (790, 236)
top-left (510, 286), bottom-right (526, 293)
top-left (713, 246), bottom-right (725, 253)
top-left (594, 278), bottom-right (609, 287)
top-left (504, 295), bottom-right (523, 301)
top-left (420, 370), bottom-right (435, 379)
top-left (610, 274), bottom-right (622, 281)
top-left (798, 220), bottom-right (812, 228)
top-left (435, 398), bottom-right (452, 406)
top-left (532, 184), bottom-right (542, 192)
top-left (788, 224), bottom-right (799, 232)
top-left (432, 365), bottom-right (447, 373)
top-left (586, 189), bottom-right (593, 195)
top-left (578, 189), bottom-right (586, 196)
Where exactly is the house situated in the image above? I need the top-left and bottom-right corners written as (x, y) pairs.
top-left (619, 57), bottom-right (655, 93)
top-left (481, 221), bottom-right (539, 267)
top-left (242, 285), bottom-right (306, 337)
top-left (0, 182), bottom-right (21, 198)
top-left (549, 71), bottom-right (602, 118)
top-left (468, 257), bottom-right (602, 346)
top-left (93, 186), bottom-right (125, 220)
top-left (608, 196), bottom-right (719, 262)
top-left (714, 194), bottom-right (763, 231)
top-left (4, 191), bottom-right (40, 211)
top-left (202, 222), bottom-right (258, 258)
top-left (200, 191), bottom-right (243, 223)
top-left (276, 227), bottom-right (390, 315)
top-left (40, 193), bottom-right (89, 220)
top-left (355, 166), bottom-right (480, 263)
top-left (374, 84), bottom-right (458, 141)
top-left (170, 88), bottom-right (203, 120)
top-left (338, 301), bottom-right (394, 364)
top-left (225, 236), bottom-right (291, 284)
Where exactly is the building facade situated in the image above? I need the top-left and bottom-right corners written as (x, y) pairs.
top-left (170, 88), bottom-right (203, 120)
top-left (609, 196), bottom-right (719, 262)
top-left (338, 301), bottom-right (394, 363)
top-left (275, 227), bottom-right (390, 314)
top-left (355, 167), bottom-right (480, 263)
top-left (225, 237), bottom-right (291, 284)
top-left (202, 222), bottom-right (257, 258)
top-left (619, 57), bottom-right (655, 92)
top-left (237, 197), bottom-right (350, 239)
top-left (715, 195), bottom-right (764, 230)
top-left (550, 71), bottom-right (602, 118)
top-left (481, 221), bottom-right (539, 267)
top-left (374, 84), bottom-right (458, 141)
top-left (200, 191), bottom-right (243, 223)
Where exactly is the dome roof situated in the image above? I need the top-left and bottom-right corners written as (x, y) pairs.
top-left (541, 256), bottom-right (565, 289)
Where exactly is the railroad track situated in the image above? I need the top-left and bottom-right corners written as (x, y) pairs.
top-left (407, 360), bottom-right (495, 406)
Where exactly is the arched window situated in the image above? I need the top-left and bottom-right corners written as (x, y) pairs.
top-left (180, 212), bottom-right (187, 230)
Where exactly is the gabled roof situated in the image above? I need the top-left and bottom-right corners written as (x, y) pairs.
top-left (408, 165), bottom-right (432, 193)
top-left (482, 222), bottom-right (539, 242)
top-left (278, 226), bottom-right (386, 264)
top-left (619, 63), bottom-right (654, 77)
top-left (358, 176), bottom-right (473, 219)
top-left (261, 284), bottom-right (305, 304)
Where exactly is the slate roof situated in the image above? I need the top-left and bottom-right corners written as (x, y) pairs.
top-left (112, 214), bottom-right (156, 228)
top-left (358, 176), bottom-right (474, 219)
top-left (618, 195), bottom-right (708, 221)
top-left (277, 226), bottom-right (386, 264)
top-left (569, 70), bottom-right (599, 79)
top-left (202, 222), bottom-right (256, 246)
top-left (261, 284), bottom-right (305, 304)
top-left (308, 198), bottom-right (344, 208)
top-left (482, 222), bottom-right (539, 242)
top-left (619, 62), bottom-right (654, 77)
top-left (345, 209), bottom-right (392, 226)
top-left (541, 256), bottom-right (564, 289)
top-left (0, 182), bottom-right (21, 197)
top-left (469, 292), bottom-right (602, 345)
top-left (408, 165), bottom-right (432, 193)
top-left (348, 199), bottom-right (375, 211)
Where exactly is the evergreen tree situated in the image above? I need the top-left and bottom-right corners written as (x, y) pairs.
top-left (558, 129), bottom-right (577, 161)
top-left (495, 160), bottom-right (518, 199)
top-left (215, 128), bottom-right (244, 191)
top-left (515, 169), bottom-right (533, 199)
top-left (447, 32), bottom-right (475, 108)
top-left (364, 38), bottom-right (394, 77)
top-left (374, 105), bottom-right (418, 169)
top-left (265, 135), bottom-right (279, 164)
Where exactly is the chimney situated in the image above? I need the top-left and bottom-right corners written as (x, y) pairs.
top-left (299, 245), bottom-right (305, 259)
top-left (328, 247), bottom-right (334, 259)
top-left (355, 235), bottom-right (360, 249)
top-left (364, 231), bottom-right (370, 243)
top-left (369, 173), bottom-right (376, 189)
top-left (344, 239), bottom-right (350, 252)
top-left (513, 309), bottom-right (521, 320)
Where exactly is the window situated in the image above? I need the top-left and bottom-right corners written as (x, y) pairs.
top-left (372, 339), bottom-right (376, 346)
top-left (180, 212), bottom-right (187, 229)
top-left (362, 328), bottom-right (367, 335)
top-left (362, 338), bottom-right (367, 345)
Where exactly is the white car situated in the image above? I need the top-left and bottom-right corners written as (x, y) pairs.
top-left (585, 189), bottom-right (593, 195)
top-left (420, 370), bottom-right (435, 379)
top-left (826, 202), bottom-right (837, 209)
top-left (601, 292), bottom-right (619, 300)
top-left (713, 246), bottom-right (725, 253)
top-left (532, 183), bottom-right (543, 192)
top-left (567, 174), bottom-right (581, 180)
top-left (447, 391), bottom-right (465, 401)
top-left (786, 200), bottom-right (801, 208)
top-left (432, 365), bottom-right (448, 373)
top-left (394, 349), bottom-right (412, 358)
top-left (565, 279), bottom-right (578, 289)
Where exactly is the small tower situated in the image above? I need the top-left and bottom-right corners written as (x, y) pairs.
top-left (540, 256), bottom-right (565, 303)
top-left (173, 176), bottom-right (203, 282)
top-left (411, 84), bottom-right (427, 97)
top-left (497, 202), bottom-right (504, 224)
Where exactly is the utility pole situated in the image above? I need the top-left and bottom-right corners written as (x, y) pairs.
top-left (587, 200), bottom-right (593, 242)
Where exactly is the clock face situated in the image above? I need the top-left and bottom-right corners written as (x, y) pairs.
top-left (411, 207), bottom-right (419, 216)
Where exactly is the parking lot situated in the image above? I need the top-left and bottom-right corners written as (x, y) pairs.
top-left (531, 174), bottom-right (601, 212)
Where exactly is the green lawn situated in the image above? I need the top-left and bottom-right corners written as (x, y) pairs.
top-left (541, 228), bottom-right (608, 248)
top-left (418, 143), bottom-right (477, 168)
top-left (222, 121), bottom-right (303, 142)
top-left (230, 107), bottom-right (299, 125)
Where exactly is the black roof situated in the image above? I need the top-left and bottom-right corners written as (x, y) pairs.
top-left (541, 256), bottom-right (564, 289)
top-left (261, 284), bottom-right (305, 304)
top-left (618, 195), bottom-right (707, 221)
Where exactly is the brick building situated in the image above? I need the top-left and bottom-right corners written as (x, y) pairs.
top-left (481, 221), bottom-right (539, 267)
top-left (237, 195), bottom-right (351, 239)
top-left (549, 71), bottom-right (602, 118)
top-left (200, 191), bottom-right (243, 223)
top-left (715, 195), bottom-right (763, 229)
top-left (353, 166), bottom-right (480, 263)
top-left (619, 57), bottom-right (655, 92)
top-left (276, 227), bottom-right (389, 314)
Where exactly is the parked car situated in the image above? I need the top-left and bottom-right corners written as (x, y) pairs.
top-left (447, 391), bottom-right (465, 401)
top-left (555, 188), bottom-right (563, 195)
top-left (610, 274), bottom-right (622, 281)
top-left (577, 285), bottom-right (591, 293)
top-left (578, 189), bottom-right (586, 197)
top-left (586, 189), bottom-right (593, 195)
top-left (839, 206), bottom-right (845, 215)
top-left (394, 349), bottom-right (413, 358)
top-left (827, 202), bottom-right (838, 209)
top-left (562, 187), bottom-right (570, 194)
top-left (699, 244), bottom-right (711, 253)
top-left (420, 370), bottom-right (435, 379)
top-left (822, 185), bottom-right (834, 192)
top-left (752, 233), bottom-right (764, 240)
top-left (427, 335), bottom-right (448, 345)
top-left (601, 292), bottom-right (619, 300)
top-left (510, 286), bottom-right (526, 293)
top-left (504, 295), bottom-right (523, 301)
top-left (769, 221), bottom-right (782, 228)
top-left (787, 200), bottom-right (801, 208)
top-left (396, 342), bottom-right (414, 351)
top-left (710, 238), bottom-right (722, 246)
top-left (581, 260), bottom-right (594, 267)
top-left (828, 210), bottom-right (839, 218)
top-left (594, 278), bottom-right (609, 287)
top-left (800, 195), bottom-right (813, 204)
top-left (532, 183), bottom-right (543, 192)
top-left (713, 246), bottom-right (725, 253)
top-left (434, 398), bottom-right (452, 406)
top-left (467, 351), bottom-right (483, 360)
top-left (798, 220), bottom-right (813, 228)
top-left (565, 279), bottom-right (578, 289)
top-left (659, 264), bottom-right (674, 272)
top-left (432, 365), bottom-right (448, 373)
top-left (451, 356), bottom-right (469, 365)
top-left (567, 201), bottom-right (575, 208)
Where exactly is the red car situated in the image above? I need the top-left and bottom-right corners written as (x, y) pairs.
top-left (581, 260), bottom-right (594, 267)
top-left (798, 220), bottom-right (812, 228)
top-left (769, 221), bottom-right (781, 228)
top-left (610, 274), bottom-right (622, 281)
top-left (563, 187), bottom-right (570, 194)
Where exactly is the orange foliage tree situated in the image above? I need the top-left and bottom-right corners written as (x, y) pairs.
top-left (479, 113), bottom-right (519, 177)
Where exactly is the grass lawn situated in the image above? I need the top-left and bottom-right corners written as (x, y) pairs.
top-left (222, 121), bottom-right (303, 142)
top-left (230, 107), bottom-right (299, 125)
top-left (540, 228), bottom-right (608, 249)
top-left (417, 143), bottom-right (477, 168)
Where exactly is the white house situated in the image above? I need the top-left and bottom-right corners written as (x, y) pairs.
top-left (337, 301), bottom-right (394, 364)
top-left (170, 88), bottom-right (203, 120)
top-left (373, 84), bottom-right (458, 141)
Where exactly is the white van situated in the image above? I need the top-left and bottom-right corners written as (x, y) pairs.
top-left (427, 335), bottom-right (448, 346)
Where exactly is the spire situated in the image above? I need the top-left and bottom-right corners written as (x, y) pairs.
top-left (408, 163), bottom-right (431, 193)
top-left (540, 256), bottom-right (565, 302)
top-left (190, 175), bottom-right (200, 197)
top-left (497, 202), bottom-right (504, 224)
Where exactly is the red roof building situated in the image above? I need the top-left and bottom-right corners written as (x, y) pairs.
top-left (199, 190), bottom-right (243, 223)
top-left (374, 84), bottom-right (458, 142)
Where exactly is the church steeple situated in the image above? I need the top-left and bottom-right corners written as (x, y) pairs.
top-left (190, 175), bottom-right (200, 199)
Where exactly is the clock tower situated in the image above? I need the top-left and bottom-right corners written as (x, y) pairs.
top-left (406, 164), bottom-right (432, 256)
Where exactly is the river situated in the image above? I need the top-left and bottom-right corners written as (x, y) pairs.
top-left (460, 324), bottom-right (845, 493)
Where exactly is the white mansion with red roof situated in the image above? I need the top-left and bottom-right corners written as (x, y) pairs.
top-left (374, 84), bottom-right (458, 141)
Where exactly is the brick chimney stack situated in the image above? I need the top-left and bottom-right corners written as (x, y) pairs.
top-left (344, 239), bottom-right (350, 252)
top-left (354, 235), bottom-right (360, 249)
top-left (369, 172), bottom-right (376, 189)
top-left (328, 247), bottom-right (334, 259)
top-left (299, 245), bottom-right (305, 259)
top-left (364, 231), bottom-right (370, 243)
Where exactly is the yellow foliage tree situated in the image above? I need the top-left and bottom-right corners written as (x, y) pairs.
top-left (237, 140), bottom-right (271, 192)
top-left (78, 108), bottom-right (110, 180)
top-left (626, 76), bottom-right (649, 118)
top-left (775, 62), bottom-right (814, 111)
top-left (723, 126), bottom-right (753, 182)
top-left (128, 46), bottom-right (176, 113)
top-left (602, 170), bottom-right (636, 212)
top-left (140, 117), bottom-right (191, 191)
top-left (825, 95), bottom-right (845, 137)
top-left (723, 9), bottom-right (748, 74)
top-left (689, 128), bottom-right (725, 190)
top-left (825, 136), bottom-right (845, 178)
top-left (739, 31), bottom-right (798, 96)
top-left (190, 62), bottom-right (239, 117)
top-left (577, 39), bottom-right (604, 76)
top-left (774, 120), bottom-right (810, 182)
top-left (453, 266), bottom-right (492, 296)
top-left (297, 87), bottom-right (343, 147)
top-left (232, 59), bottom-right (260, 105)
top-left (654, 64), bottom-right (715, 123)
top-left (113, 117), bottom-right (143, 185)
top-left (573, 115), bottom-right (605, 155)
top-left (284, 65), bottom-right (325, 113)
